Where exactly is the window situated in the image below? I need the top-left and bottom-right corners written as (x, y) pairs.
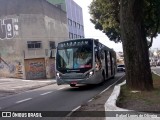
top-left (27, 41), bottom-right (42, 49)
top-left (81, 25), bottom-right (84, 30)
top-left (68, 19), bottom-right (72, 26)
top-left (69, 32), bottom-right (73, 39)
top-left (57, 45), bottom-right (92, 70)
top-left (78, 35), bottom-right (81, 38)
top-left (77, 23), bottom-right (80, 29)
top-left (80, 36), bottom-right (84, 38)
top-left (73, 21), bottom-right (76, 27)
top-left (49, 41), bottom-right (55, 49)
top-left (74, 34), bottom-right (77, 38)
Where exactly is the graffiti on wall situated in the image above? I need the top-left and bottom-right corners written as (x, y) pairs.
top-left (0, 18), bottom-right (19, 40)
top-left (0, 57), bottom-right (16, 73)
top-left (15, 62), bottom-right (23, 78)
top-left (0, 57), bottom-right (23, 78)
top-left (50, 59), bottom-right (55, 77)
top-left (25, 59), bottom-right (46, 79)
top-left (45, 58), bottom-right (55, 78)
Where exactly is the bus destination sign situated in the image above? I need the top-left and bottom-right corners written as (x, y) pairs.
top-left (58, 40), bottom-right (90, 48)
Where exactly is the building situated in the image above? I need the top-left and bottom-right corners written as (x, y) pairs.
top-left (47, 0), bottom-right (85, 39)
top-left (0, 0), bottom-right (69, 79)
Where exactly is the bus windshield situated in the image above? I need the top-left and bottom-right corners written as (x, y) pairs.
top-left (57, 46), bottom-right (92, 73)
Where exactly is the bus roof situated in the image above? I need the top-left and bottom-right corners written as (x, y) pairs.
top-left (58, 38), bottom-right (96, 43)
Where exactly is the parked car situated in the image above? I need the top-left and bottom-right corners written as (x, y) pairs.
top-left (117, 64), bottom-right (125, 72)
top-left (157, 59), bottom-right (160, 66)
top-left (150, 59), bottom-right (156, 67)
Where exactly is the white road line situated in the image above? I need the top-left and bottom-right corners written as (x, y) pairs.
top-left (99, 85), bottom-right (112, 95)
top-left (22, 80), bottom-right (32, 82)
top-left (66, 106), bottom-right (81, 117)
top-left (99, 74), bottom-right (125, 95)
top-left (88, 98), bottom-right (94, 103)
top-left (16, 98), bottom-right (32, 104)
top-left (58, 87), bottom-right (66, 90)
top-left (40, 91), bottom-right (53, 96)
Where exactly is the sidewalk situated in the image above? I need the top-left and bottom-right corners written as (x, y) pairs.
top-left (0, 78), bottom-right (56, 98)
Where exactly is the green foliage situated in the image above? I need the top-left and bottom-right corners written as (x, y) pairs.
top-left (89, 0), bottom-right (160, 44)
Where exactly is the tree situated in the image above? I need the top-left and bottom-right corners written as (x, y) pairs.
top-left (120, 0), bottom-right (153, 90)
top-left (89, 0), bottom-right (160, 90)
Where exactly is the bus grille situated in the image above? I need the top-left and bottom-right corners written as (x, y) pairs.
top-left (61, 73), bottom-right (85, 79)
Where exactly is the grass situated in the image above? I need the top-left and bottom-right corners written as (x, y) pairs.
top-left (117, 72), bottom-right (160, 111)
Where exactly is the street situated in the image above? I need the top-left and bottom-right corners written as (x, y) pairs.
top-left (0, 73), bottom-right (124, 120)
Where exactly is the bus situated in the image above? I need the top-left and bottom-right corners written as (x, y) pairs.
top-left (56, 38), bottom-right (117, 87)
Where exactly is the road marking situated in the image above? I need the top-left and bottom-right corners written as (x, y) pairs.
top-left (99, 74), bottom-right (125, 95)
top-left (22, 80), bottom-right (32, 82)
top-left (16, 98), bottom-right (32, 104)
top-left (99, 85), bottom-right (112, 95)
top-left (66, 106), bottom-right (81, 117)
top-left (58, 87), bottom-right (66, 90)
top-left (88, 98), bottom-right (94, 103)
top-left (40, 91), bottom-right (53, 96)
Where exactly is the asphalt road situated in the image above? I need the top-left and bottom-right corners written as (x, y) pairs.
top-left (0, 72), bottom-right (124, 120)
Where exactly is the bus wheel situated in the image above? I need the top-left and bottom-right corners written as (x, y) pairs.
top-left (70, 84), bottom-right (76, 87)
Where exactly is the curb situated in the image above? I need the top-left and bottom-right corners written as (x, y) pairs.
top-left (104, 80), bottom-right (127, 111)
top-left (152, 70), bottom-right (160, 76)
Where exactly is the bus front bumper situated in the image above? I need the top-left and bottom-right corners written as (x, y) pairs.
top-left (56, 75), bottom-right (103, 85)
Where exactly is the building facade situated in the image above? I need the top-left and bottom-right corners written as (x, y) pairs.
top-left (47, 0), bottom-right (85, 39)
top-left (0, 0), bottom-right (69, 79)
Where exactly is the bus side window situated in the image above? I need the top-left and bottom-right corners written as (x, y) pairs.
top-left (95, 52), bottom-right (102, 70)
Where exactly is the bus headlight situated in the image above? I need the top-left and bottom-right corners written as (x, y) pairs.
top-left (56, 73), bottom-right (60, 78)
top-left (86, 71), bottom-right (94, 78)
top-left (89, 71), bottom-right (94, 76)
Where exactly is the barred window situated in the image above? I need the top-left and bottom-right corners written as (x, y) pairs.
top-left (27, 41), bottom-right (42, 49)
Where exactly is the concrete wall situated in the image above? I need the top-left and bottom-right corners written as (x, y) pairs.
top-left (0, 0), bottom-right (69, 79)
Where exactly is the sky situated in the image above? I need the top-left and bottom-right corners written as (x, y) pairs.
top-left (73, 0), bottom-right (160, 52)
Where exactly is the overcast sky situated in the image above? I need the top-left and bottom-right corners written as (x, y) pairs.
top-left (74, 0), bottom-right (160, 52)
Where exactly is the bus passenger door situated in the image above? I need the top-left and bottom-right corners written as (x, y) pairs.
top-left (110, 52), bottom-right (113, 76)
top-left (107, 51), bottom-right (111, 78)
top-left (104, 50), bottom-right (108, 78)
